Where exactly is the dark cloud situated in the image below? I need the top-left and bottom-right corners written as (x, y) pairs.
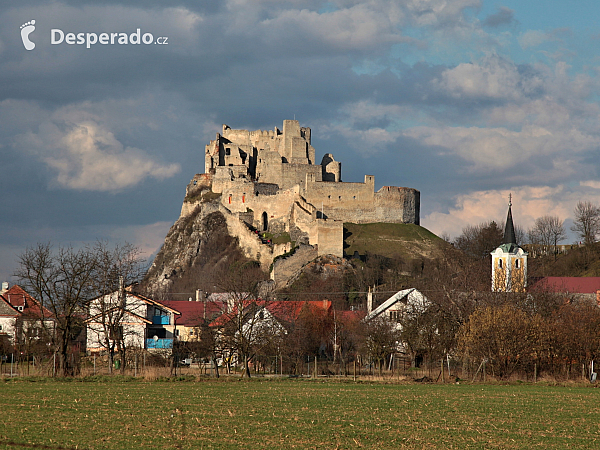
top-left (483, 6), bottom-right (515, 28)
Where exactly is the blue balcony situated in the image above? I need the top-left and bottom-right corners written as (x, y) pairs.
top-left (146, 338), bottom-right (173, 349)
top-left (152, 315), bottom-right (170, 325)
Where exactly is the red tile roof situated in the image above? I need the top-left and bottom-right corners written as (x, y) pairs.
top-left (1, 285), bottom-right (53, 319)
top-left (530, 277), bottom-right (600, 294)
top-left (209, 300), bottom-right (333, 328)
top-left (160, 300), bottom-right (225, 326)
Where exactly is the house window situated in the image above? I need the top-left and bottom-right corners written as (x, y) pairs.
top-left (175, 329), bottom-right (180, 337)
top-left (390, 311), bottom-right (401, 322)
top-left (259, 311), bottom-right (264, 320)
top-left (225, 148), bottom-right (231, 156)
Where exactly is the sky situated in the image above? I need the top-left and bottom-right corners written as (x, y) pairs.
top-left (2, 0), bottom-right (600, 282)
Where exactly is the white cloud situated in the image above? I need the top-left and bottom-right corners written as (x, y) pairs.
top-left (404, 0), bottom-right (481, 28)
top-left (18, 120), bottom-right (180, 191)
top-left (423, 185), bottom-right (583, 240)
top-left (260, 2), bottom-right (406, 50)
top-left (580, 180), bottom-right (600, 190)
top-left (434, 56), bottom-right (523, 100)
top-left (404, 124), bottom-right (600, 172)
top-left (518, 30), bottom-right (547, 49)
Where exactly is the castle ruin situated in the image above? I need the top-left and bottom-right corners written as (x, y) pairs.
top-left (181, 120), bottom-right (419, 268)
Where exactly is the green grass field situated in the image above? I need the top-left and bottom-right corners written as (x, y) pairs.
top-left (0, 378), bottom-right (598, 449)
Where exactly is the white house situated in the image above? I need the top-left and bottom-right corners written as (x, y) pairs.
top-left (364, 288), bottom-right (429, 326)
top-left (86, 289), bottom-right (180, 353)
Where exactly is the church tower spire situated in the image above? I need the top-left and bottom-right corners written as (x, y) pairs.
top-left (502, 193), bottom-right (517, 245)
top-left (491, 194), bottom-right (528, 292)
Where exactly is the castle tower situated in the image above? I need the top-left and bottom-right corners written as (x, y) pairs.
top-left (491, 195), bottom-right (528, 292)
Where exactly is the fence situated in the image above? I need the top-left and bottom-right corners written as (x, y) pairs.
top-left (2, 350), bottom-right (597, 382)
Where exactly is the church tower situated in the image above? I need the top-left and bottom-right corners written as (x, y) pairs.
top-left (491, 195), bottom-right (528, 292)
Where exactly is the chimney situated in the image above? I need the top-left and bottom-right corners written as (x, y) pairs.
top-left (367, 287), bottom-right (373, 315)
top-left (197, 290), bottom-right (207, 319)
top-left (0, 282), bottom-right (8, 294)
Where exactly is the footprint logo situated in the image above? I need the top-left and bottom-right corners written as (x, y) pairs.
top-left (20, 20), bottom-right (36, 50)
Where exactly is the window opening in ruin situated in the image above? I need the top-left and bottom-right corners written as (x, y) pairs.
top-left (262, 212), bottom-right (268, 231)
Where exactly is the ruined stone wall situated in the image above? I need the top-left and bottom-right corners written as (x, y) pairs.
top-left (218, 184), bottom-right (299, 233)
top-left (302, 175), bottom-right (419, 225)
top-left (374, 186), bottom-right (420, 225)
top-left (316, 219), bottom-right (343, 257)
top-left (302, 174), bottom-right (375, 212)
top-left (280, 164), bottom-right (322, 190)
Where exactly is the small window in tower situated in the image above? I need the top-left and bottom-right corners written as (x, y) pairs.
top-left (515, 259), bottom-right (520, 268)
top-left (498, 259), bottom-right (503, 269)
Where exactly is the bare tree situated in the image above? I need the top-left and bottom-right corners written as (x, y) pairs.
top-left (213, 261), bottom-right (275, 378)
top-left (571, 201), bottom-right (600, 245)
top-left (362, 317), bottom-right (399, 376)
top-left (15, 243), bottom-right (97, 376)
top-left (529, 215), bottom-right (567, 258)
top-left (87, 242), bottom-right (145, 374)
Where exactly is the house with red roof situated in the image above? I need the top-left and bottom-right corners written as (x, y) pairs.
top-left (160, 298), bottom-right (225, 342)
top-left (0, 283), bottom-right (55, 347)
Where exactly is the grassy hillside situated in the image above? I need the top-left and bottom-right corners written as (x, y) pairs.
top-left (343, 222), bottom-right (447, 261)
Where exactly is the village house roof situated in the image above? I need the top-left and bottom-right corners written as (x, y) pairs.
top-left (530, 277), bottom-right (600, 294)
top-left (160, 300), bottom-right (225, 327)
top-left (0, 285), bottom-right (53, 319)
top-left (364, 288), bottom-right (428, 322)
top-left (209, 299), bottom-right (333, 328)
top-left (0, 295), bottom-right (19, 317)
top-left (93, 288), bottom-right (182, 315)
top-left (85, 307), bottom-right (153, 325)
